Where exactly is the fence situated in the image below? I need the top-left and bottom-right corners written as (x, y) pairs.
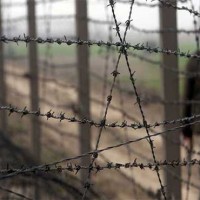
top-left (0, 0), bottom-right (200, 199)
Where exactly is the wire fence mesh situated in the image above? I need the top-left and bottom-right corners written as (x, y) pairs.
top-left (0, 0), bottom-right (200, 199)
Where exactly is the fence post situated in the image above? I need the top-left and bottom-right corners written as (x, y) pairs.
top-left (27, 0), bottom-right (41, 198)
top-left (0, 1), bottom-right (7, 133)
top-left (159, 1), bottom-right (181, 199)
top-left (75, 0), bottom-right (91, 182)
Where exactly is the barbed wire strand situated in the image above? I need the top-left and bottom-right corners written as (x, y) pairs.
top-left (110, 21), bottom-right (139, 196)
top-left (81, 0), bottom-right (136, 198)
top-left (6, 80), bottom-right (200, 160)
top-left (1, 157), bottom-right (200, 192)
top-left (1, 158), bottom-right (200, 176)
top-left (2, 0), bottom-right (200, 198)
top-left (109, 1), bottom-right (167, 198)
top-left (1, 118), bottom-right (200, 181)
top-left (7, 76), bottom-right (200, 159)
top-left (2, 35), bottom-right (200, 60)
top-left (1, 128), bottom-right (200, 192)
top-left (127, 50), bottom-right (200, 78)
top-left (2, 104), bottom-right (200, 130)
top-left (112, 33), bottom-right (139, 197)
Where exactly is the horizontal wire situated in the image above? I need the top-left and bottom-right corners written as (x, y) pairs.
top-left (0, 115), bottom-right (199, 181)
top-left (1, 35), bottom-right (200, 60)
top-left (157, 0), bottom-right (200, 17)
top-left (1, 104), bottom-right (200, 129)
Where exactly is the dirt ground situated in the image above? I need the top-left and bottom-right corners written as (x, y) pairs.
top-left (3, 54), bottom-right (200, 199)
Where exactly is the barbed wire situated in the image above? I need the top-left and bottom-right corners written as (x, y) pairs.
top-left (107, 126), bottom-right (200, 191)
top-left (81, 1), bottom-right (137, 198)
top-left (108, 7), bottom-right (138, 196)
top-left (127, 50), bottom-right (200, 78)
top-left (109, 0), bottom-right (167, 199)
top-left (7, 80), bottom-right (200, 159)
top-left (2, 104), bottom-right (200, 130)
top-left (6, 75), bottom-right (200, 159)
top-left (1, 158), bottom-right (200, 179)
top-left (1, 108), bottom-right (200, 190)
top-left (2, 35), bottom-right (200, 60)
top-left (2, 0), bottom-right (200, 198)
top-left (156, 0), bottom-right (200, 17)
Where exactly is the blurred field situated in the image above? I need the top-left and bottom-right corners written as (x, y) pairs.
top-left (4, 41), bottom-right (197, 98)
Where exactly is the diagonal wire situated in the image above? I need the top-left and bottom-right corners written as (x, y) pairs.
top-left (109, 0), bottom-right (166, 199)
top-left (1, 118), bottom-right (200, 181)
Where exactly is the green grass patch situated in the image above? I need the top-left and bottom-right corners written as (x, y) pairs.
top-left (5, 43), bottom-right (107, 58)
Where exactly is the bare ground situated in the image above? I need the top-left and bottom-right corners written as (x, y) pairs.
top-left (3, 56), bottom-right (200, 199)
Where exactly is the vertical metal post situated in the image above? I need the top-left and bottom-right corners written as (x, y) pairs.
top-left (75, 0), bottom-right (91, 182)
top-left (27, 0), bottom-right (41, 198)
top-left (159, 1), bottom-right (181, 199)
top-left (0, 0), bottom-right (7, 133)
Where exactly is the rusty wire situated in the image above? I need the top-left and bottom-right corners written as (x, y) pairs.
top-left (7, 80), bottom-right (200, 159)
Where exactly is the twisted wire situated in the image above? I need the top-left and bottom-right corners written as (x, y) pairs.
top-left (81, 0), bottom-right (133, 197)
top-left (157, 0), bottom-right (200, 17)
top-left (2, 104), bottom-right (200, 130)
top-left (1, 159), bottom-right (200, 178)
top-left (2, 35), bottom-right (200, 60)
top-left (109, 1), bottom-right (167, 198)
top-left (0, 117), bottom-right (200, 181)
top-left (3, 14), bottom-right (199, 35)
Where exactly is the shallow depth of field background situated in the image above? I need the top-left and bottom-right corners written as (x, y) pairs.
top-left (1, 0), bottom-right (200, 199)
